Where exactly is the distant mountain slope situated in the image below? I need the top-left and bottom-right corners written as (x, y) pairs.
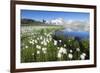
top-left (21, 18), bottom-right (64, 26)
top-left (21, 18), bottom-right (43, 26)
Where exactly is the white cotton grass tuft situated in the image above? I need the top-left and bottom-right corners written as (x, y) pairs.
top-left (41, 41), bottom-right (44, 45)
top-left (80, 53), bottom-right (86, 60)
top-left (69, 39), bottom-right (71, 42)
top-left (76, 48), bottom-right (80, 52)
top-left (34, 40), bottom-right (38, 43)
top-left (37, 50), bottom-right (40, 54)
top-left (40, 36), bottom-right (43, 40)
top-left (80, 55), bottom-right (85, 60)
top-left (63, 48), bottom-right (67, 54)
top-left (32, 53), bottom-right (34, 56)
top-left (37, 37), bottom-right (40, 40)
top-left (29, 40), bottom-right (32, 44)
top-left (36, 45), bottom-right (41, 49)
top-left (70, 50), bottom-right (73, 53)
top-left (68, 53), bottom-right (73, 59)
top-left (29, 40), bottom-right (34, 45)
top-left (25, 45), bottom-right (28, 48)
top-left (57, 47), bottom-right (60, 50)
top-left (54, 40), bottom-right (57, 45)
top-left (57, 47), bottom-right (67, 59)
top-left (59, 40), bottom-right (62, 43)
top-left (58, 47), bottom-right (67, 54)
top-left (57, 53), bottom-right (62, 58)
top-left (64, 44), bottom-right (66, 47)
top-left (46, 34), bottom-right (49, 37)
top-left (49, 37), bottom-right (52, 41)
top-left (46, 39), bottom-right (50, 43)
top-left (42, 47), bottom-right (47, 51)
top-left (43, 50), bottom-right (47, 54)
top-left (44, 41), bottom-right (47, 46)
top-left (82, 53), bottom-right (86, 56)
top-left (42, 39), bottom-right (48, 46)
top-left (44, 33), bottom-right (47, 35)
top-left (42, 47), bottom-right (47, 54)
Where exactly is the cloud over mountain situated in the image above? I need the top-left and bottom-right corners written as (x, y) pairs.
top-left (63, 20), bottom-right (89, 32)
top-left (46, 18), bottom-right (65, 25)
top-left (46, 18), bottom-right (89, 32)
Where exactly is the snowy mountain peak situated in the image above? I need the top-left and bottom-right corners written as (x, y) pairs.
top-left (46, 18), bottom-right (64, 25)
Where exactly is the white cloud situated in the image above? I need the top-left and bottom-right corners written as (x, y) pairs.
top-left (46, 18), bottom-right (64, 25)
top-left (63, 20), bottom-right (89, 32)
top-left (46, 18), bottom-right (89, 32)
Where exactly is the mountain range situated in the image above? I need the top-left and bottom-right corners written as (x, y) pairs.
top-left (21, 18), bottom-right (89, 32)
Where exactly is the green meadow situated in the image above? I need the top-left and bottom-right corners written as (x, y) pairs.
top-left (21, 25), bottom-right (89, 63)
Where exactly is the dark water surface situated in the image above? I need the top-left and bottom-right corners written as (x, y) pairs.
top-left (54, 29), bottom-right (89, 40)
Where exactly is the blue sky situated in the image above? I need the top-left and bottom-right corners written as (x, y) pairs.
top-left (21, 9), bottom-right (90, 22)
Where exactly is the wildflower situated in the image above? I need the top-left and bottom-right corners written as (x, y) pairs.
top-left (41, 41), bottom-right (43, 45)
top-left (59, 40), bottom-right (62, 43)
top-left (44, 42), bottom-right (47, 46)
top-left (80, 54), bottom-right (85, 60)
top-left (32, 39), bottom-right (34, 42)
top-left (29, 40), bottom-right (34, 45)
top-left (63, 48), bottom-right (67, 54)
top-left (57, 53), bottom-right (62, 58)
top-left (34, 40), bottom-right (38, 43)
top-left (46, 39), bottom-right (50, 43)
top-left (70, 50), bottom-right (73, 53)
top-left (49, 37), bottom-right (52, 41)
top-left (59, 47), bottom-right (67, 54)
top-left (64, 44), bottom-right (66, 47)
top-left (38, 46), bottom-right (41, 49)
top-left (76, 48), bottom-right (80, 52)
top-left (47, 34), bottom-right (50, 37)
top-left (37, 37), bottom-right (40, 40)
top-left (68, 53), bottom-right (73, 59)
top-left (40, 36), bottom-right (43, 40)
top-left (31, 33), bottom-right (34, 35)
top-left (43, 50), bottom-right (47, 54)
top-left (59, 47), bottom-right (64, 53)
top-left (49, 35), bottom-right (52, 39)
top-left (31, 42), bottom-right (34, 45)
top-left (36, 45), bottom-right (38, 48)
top-left (44, 33), bottom-right (47, 35)
top-left (69, 40), bottom-right (71, 42)
top-left (29, 41), bottom-right (32, 44)
top-left (32, 42), bottom-right (34, 45)
top-left (82, 53), bottom-right (86, 56)
top-left (37, 50), bottom-right (40, 54)
top-left (54, 40), bottom-right (57, 45)
top-left (36, 45), bottom-right (41, 49)
top-left (32, 53), bottom-right (34, 56)
top-left (42, 47), bottom-right (47, 51)
top-left (80, 53), bottom-right (86, 60)
top-left (57, 47), bottom-right (60, 50)
top-left (25, 45), bottom-right (28, 48)
top-left (42, 39), bottom-right (47, 46)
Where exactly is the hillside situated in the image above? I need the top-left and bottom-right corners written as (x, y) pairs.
top-left (21, 18), bottom-right (63, 26)
top-left (21, 18), bottom-right (44, 26)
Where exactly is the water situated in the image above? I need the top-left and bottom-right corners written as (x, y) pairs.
top-left (54, 29), bottom-right (89, 40)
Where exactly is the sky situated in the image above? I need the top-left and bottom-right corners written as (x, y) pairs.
top-left (21, 9), bottom-right (90, 23)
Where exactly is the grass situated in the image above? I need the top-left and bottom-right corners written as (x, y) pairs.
top-left (21, 25), bottom-right (89, 63)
